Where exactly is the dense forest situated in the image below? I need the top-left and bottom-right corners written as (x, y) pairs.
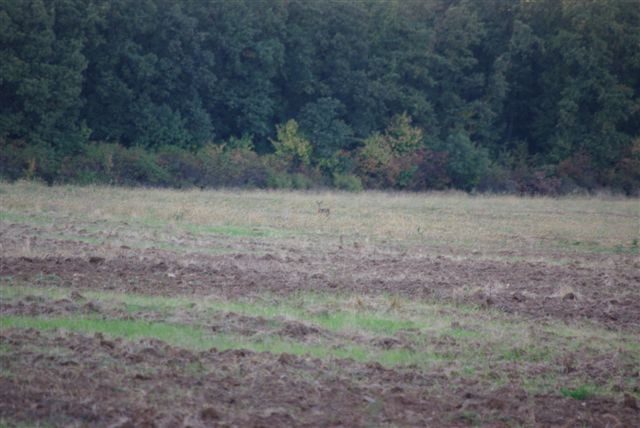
top-left (1, 0), bottom-right (639, 194)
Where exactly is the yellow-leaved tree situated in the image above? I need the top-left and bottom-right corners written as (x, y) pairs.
top-left (270, 120), bottom-right (312, 171)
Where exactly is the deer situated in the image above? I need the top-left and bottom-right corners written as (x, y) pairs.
top-left (316, 201), bottom-right (331, 217)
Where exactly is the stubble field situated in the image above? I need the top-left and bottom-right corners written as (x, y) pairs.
top-left (1, 181), bottom-right (639, 427)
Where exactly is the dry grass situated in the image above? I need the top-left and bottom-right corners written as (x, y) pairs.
top-left (1, 180), bottom-right (638, 254)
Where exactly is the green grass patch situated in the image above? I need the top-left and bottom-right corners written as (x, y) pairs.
top-left (0, 418), bottom-right (57, 428)
top-left (0, 285), bottom-right (421, 336)
top-left (215, 298), bottom-right (420, 335)
top-left (186, 224), bottom-right (282, 238)
top-left (560, 385), bottom-right (594, 400)
top-left (553, 238), bottom-right (640, 255)
top-left (445, 327), bottom-right (482, 339)
top-left (2, 285), bottom-right (639, 377)
top-left (0, 315), bottom-right (438, 367)
top-left (135, 215), bottom-right (287, 239)
top-left (0, 210), bottom-right (53, 226)
top-left (1, 316), bottom-right (214, 350)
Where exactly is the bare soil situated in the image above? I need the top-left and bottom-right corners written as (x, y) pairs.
top-left (1, 220), bottom-right (639, 426)
top-left (2, 328), bottom-right (638, 427)
top-left (2, 230), bottom-right (639, 329)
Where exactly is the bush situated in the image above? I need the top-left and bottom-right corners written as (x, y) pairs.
top-left (156, 145), bottom-right (203, 187)
top-left (608, 138), bottom-right (640, 195)
top-left (556, 151), bottom-right (598, 190)
top-left (438, 132), bottom-right (490, 191)
top-left (356, 133), bottom-right (394, 188)
top-left (412, 149), bottom-right (451, 190)
top-left (477, 162), bottom-right (518, 194)
top-left (385, 113), bottom-right (423, 155)
top-left (0, 139), bottom-right (30, 181)
top-left (111, 146), bottom-right (172, 186)
top-left (270, 120), bottom-right (312, 171)
top-left (511, 164), bottom-right (561, 195)
top-left (266, 170), bottom-right (293, 189)
top-left (355, 115), bottom-right (426, 190)
top-left (58, 142), bottom-right (117, 185)
top-left (291, 173), bottom-right (313, 190)
top-left (333, 173), bottom-right (363, 192)
top-left (198, 143), bottom-right (269, 188)
top-left (0, 140), bottom-right (61, 184)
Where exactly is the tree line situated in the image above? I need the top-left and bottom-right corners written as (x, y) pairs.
top-left (1, 0), bottom-right (639, 194)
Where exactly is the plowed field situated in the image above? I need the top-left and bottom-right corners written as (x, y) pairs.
top-left (1, 182), bottom-right (639, 427)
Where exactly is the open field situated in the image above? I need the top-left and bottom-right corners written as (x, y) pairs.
top-left (1, 181), bottom-right (639, 426)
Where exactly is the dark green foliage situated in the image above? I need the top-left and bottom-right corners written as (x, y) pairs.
top-left (197, 144), bottom-right (270, 189)
top-left (0, 139), bottom-right (60, 183)
top-left (298, 98), bottom-right (354, 159)
top-left (156, 145), bottom-right (202, 187)
top-left (109, 146), bottom-right (172, 186)
top-left (57, 142), bottom-right (119, 185)
top-left (434, 132), bottom-right (491, 191)
top-left (333, 173), bottom-right (363, 192)
top-left (1, 0), bottom-right (638, 193)
top-left (81, 0), bottom-right (214, 149)
top-left (0, 0), bottom-right (88, 154)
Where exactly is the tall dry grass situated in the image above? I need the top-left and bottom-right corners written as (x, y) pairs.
top-left (1, 180), bottom-right (638, 253)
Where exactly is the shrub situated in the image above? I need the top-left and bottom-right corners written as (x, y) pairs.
top-left (355, 115), bottom-right (426, 189)
top-left (225, 148), bottom-right (270, 188)
top-left (197, 143), bottom-right (269, 188)
top-left (111, 146), bottom-right (172, 186)
top-left (385, 113), bottom-right (423, 155)
top-left (0, 139), bottom-right (30, 181)
top-left (333, 173), bottom-right (363, 192)
top-left (608, 137), bottom-right (640, 195)
top-left (266, 170), bottom-right (293, 189)
top-left (156, 145), bottom-right (203, 187)
top-left (556, 151), bottom-right (598, 190)
top-left (356, 132), bottom-right (394, 188)
top-left (511, 164), bottom-right (561, 195)
top-left (270, 120), bottom-right (312, 171)
top-left (291, 173), bottom-right (313, 189)
top-left (0, 141), bottom-right (61, 184)
top-left (412, 149), bottom-right (451, 190)
top-left (437, 132), bottom-right (490, 191)
top-left (58, 142), bottom-right (124, 185)
top-left (224, 134), bottom-right (255, 151)
top-left (477, 162), bottom-right (518, 194)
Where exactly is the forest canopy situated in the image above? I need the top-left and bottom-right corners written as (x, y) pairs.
top-left (1, 0), bottom-right (639, 194)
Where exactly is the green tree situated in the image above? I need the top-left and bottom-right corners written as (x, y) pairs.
top-left (436, 131), bottom-right (490, 191)
top-left (524, 0), bottom-right (638, 168)
top-left (82, 0), bottom-right (214, 149)
top-left (197, 0), bottom-right (285, 148)
top-left (0, 0), bottom-right (89, 153)
top-left (297, 97), bottom-right (353, 159)
top-left (356, 114), bottom-right (424, 189)
top-left (270, 119), bottom-right (312, 170)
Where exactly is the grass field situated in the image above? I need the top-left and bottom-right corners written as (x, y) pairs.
top-left (1, 181), bottom-right (639, 426)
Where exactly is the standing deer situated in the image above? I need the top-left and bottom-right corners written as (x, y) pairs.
top-left (316, 201), bottom-right (330, 217)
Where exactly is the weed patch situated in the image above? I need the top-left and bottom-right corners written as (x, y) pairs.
top-left (560, 385), bottom-right (594, 400)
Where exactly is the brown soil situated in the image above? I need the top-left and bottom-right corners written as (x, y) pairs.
top-left (2, 235), bottom-right (638, 329)
top-left (1, 220), bottom-right (639, 426)
top-left (2, 328), bottom-right (638, 427)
